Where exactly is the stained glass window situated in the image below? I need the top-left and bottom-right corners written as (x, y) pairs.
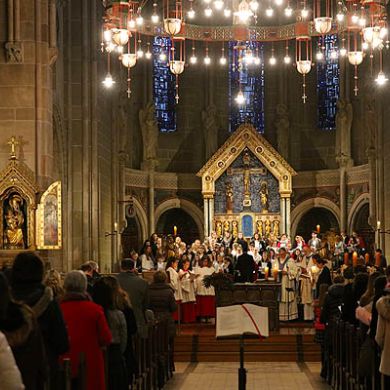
top-left (317, 35), bottom-right (340, 130)
top-left (152, 36), bottom-right (176, 133)
top-left (229, 41), bottom-right (265, 133)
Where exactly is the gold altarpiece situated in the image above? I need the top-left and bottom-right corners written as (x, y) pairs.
top-left (197, 124), bottom-right (296, 239)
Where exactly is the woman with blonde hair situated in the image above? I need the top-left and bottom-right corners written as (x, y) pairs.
top-left (44, 269), bottom-right (64, 300)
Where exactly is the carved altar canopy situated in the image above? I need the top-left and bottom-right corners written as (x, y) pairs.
top-left (197, 124), bottom-right (296, 238)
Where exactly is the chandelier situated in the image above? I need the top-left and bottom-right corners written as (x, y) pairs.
top-left (101, 1), bottom-right (389, 102)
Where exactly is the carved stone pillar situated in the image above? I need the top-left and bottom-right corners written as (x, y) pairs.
top-left (367, 147), bottom-right (377, 233)
top-left (148, 168), bottom-right (155, 236)
top-left (203, 197), bottom-right (209, 238)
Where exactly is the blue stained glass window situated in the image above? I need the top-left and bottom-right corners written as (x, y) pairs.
top-left (317, 35), bottom-right (340, 130)
top-left (229, 41), bottom-right (265, 133)
top-left (152, 36), bottom-right (176, 132)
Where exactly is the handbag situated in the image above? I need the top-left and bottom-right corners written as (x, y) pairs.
top-left (357, 336), bottom-right (376, 377)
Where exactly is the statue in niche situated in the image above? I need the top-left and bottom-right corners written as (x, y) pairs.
top-left (335, 99), bottom-right (353, 163)
top-left (256, 220), bottom-right (263, 236)
top-left (259, 181), bottom-right (269, 213)
top-left (273, 220), bottom-right (280, 238)
top-left (4, 193), bottom-right (26, 249)
top-left (216, 221), bottom-right (223, 237)
top-left (202, 105), bottom-right (219, 160)
top-left (223, 220), bottom-right (230, 233)
top-left (232, 220), bottom-right (238, 237)
top-left (275, 104), bottom-right (290, 159)
top-left (364, 87), bottom-right (377, 150)
top-left (264, 219), bottom-right (271, 237)
top-left (139, 102), bottom-right (159, 162)
top-left (226, 182), bottom-right (234, 214)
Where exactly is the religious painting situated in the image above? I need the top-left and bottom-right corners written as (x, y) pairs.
top-left (241, 215), bottom-right (254, 238)
top-left (37, 181), bottom-right (62, 250)
top-left (214, 148), bottom-right (280, 214)
top-left (2, 192), bottom-right (28, 249)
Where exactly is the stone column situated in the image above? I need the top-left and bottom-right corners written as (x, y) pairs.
top-left (209, 196), bottom-right (215, 236)
top-left (337, 156), bottom-right (348, 233)
top-left (148, 167), bottom-right (155, 236)
top-left (203, 197), bottom-right (209, 238)
top-left (280, 197), bottom-right (286, 235)
top-left (367, 147), bottom-right (377, 242)
top-left (285, 197), bottom-right (291, 237)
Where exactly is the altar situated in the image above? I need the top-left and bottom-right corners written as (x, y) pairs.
top-left (197, 124), bottom-right (296, 239)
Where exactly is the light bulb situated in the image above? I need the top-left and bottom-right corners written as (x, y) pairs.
top-left (301, 8), bottom-right (309, 19)
top-left (159, 52), bottom-right (167, 61)
top-left (336, 12), bottom-right (344, 22)
top-left (339, 47), bottom-right (347, 57)
top-left (224, 8), bottom-right (232, 17)
top-left (316, 51), bottom-right (324, 61)
top-left (187, 8), bottom-right (195, 19)
top-left (128, 19), bottom-right (136, 29)
top-left (266, 7), bottom-right (274, 17)
top-left (214, 0), bottom-right (224, 10)
top-left (103, 30), bottom-right (112, 42)
top-left (250, 1), bottom-right (259, 11)
top-left (362, 42), bottom-right (369, 51)
top-left (204, 55), bottom-right (211, 65)
top-left (380, 27), bottom-right (388, 39)
top-left (220, 56), bottom-right (227, 65)
top-left (351, 14), bottom-right (359, 24)
top-left (269, 56), bottom-right (276, 65)
top-left (254, 57), bottom-right (261, 65)
top-left (102, 73), bottom-right (115, 88)
top-left (330, 50), bottom-right (338, 60)
top-left (117, 45), bottom-right (124, 53)
top-left (145, 51), bottom-right (152, 59)
top-left (205, 7), bottom-right (213, 17)
top-left (359, 18), bottom-right (366, 27)
top-left (136, 15), bottom-right (144, 26)
top-left (235, 91), bottom-right (245, 105)
top-left (106, 42), bottom-right (116, 53)
top-left (375, 71), bottom-right (388, 86)
top-left (274, 0), bottom-right (283, 6)
top-left (151, 14), bottom-right (159, 24)
top-left (137, 49), bottom-right (144, 58)
top-left (284, 55), bottom-right (291, 64)
top-left (284, 6), bottom-right (293, 17)
top-left (204, 0), bottom-right (211, 3)
top-left (190, 55), bottom-right (197, 64)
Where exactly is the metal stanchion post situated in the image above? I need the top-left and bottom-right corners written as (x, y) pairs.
top-left (238, 335), bottom-right (246, 390)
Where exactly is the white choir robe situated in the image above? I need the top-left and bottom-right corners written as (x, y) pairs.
top-left (278, 257), bottom-right (299, 321)
top-left (167, 267), bottom-right (182, 301)
top-left (179, 270), bottom-right (196, 303)
top-left (297, 255), bottom-right (315, 320)
top-left (195, 267), bottom-right (215, 297)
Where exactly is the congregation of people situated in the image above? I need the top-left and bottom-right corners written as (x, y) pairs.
top-left (1, 227), bottom-right (390, 389)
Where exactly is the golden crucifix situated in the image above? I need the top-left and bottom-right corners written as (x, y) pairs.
top-left (7, 136), bottom-right (19, 159)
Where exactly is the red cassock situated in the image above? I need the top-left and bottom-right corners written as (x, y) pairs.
top-left (196, 295), bottom-right (216, 317)
top-left (60, 299), bottom-right (112, 390)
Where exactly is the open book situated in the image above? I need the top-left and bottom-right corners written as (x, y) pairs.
top-left (216, 304), bottom-right (269, 338)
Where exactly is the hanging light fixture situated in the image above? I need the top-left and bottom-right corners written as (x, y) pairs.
top-left (169, 38), bottom-right (185, 103)
top-left (284, 41), bottom-right (291, 64)
top-left (164, 0), bottom-right (183, 36)
top-left (313, 0), bottom-right (332, 35)
top-left (296, 37), bottom-right (312, 103)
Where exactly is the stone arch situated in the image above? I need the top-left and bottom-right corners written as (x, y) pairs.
top-left (125, 196), bottom-right (148, 243)
top-left (290, 198), bottom-right (340, 239)
top-left (155, 198), bottom-right (204, 240)
top-left (348, 193), bottom-right (370, 233)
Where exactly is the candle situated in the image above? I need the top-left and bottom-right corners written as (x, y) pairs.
top-left (272, 267), bottom-right (279, 280)
top-left (114, 222), bottom-right (118, 231)
top-left (343, 252), bottom-right (349, 265)
top-left (311, 265), bottom-right (319, 274)
top-left (364, 253), bottom-right (370, 265)
top-left (173, 226), bottom-right (177, 236)
top-left (377, 221), bottom-right (381, 230)
top-left (264, 266), bottom-right (269, 280)
top-left (316, 225), bottom-right (321, 233)
top-left (352, 251), bottom-right (358, 267)
top-left (375, 252), bottom-right (381, 267)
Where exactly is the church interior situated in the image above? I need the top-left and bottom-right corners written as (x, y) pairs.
top-left (0, 1), bottom-right (390, 389)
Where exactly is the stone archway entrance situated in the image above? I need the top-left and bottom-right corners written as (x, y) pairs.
top-left (156, 208), bottom-right (200, 244)
top-left (296, 207), bottom-right (340, 242)
top-left (352, 203), bottom-right (374, 251)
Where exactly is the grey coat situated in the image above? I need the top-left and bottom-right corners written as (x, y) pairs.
top-left (116, 272), bottom-right (149, 338)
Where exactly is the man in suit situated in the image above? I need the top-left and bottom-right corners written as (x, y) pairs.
top-left (235, 247), bottom-right (255, 283)
top-left (116, 259), bottom-right (149, 338)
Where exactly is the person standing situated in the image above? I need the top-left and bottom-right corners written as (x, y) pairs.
top-left (60, 271), bottom-right (112, 390)
top-left (140, 242), bottom-right (155, 271)
top-left (166, 258), bottom-right (182, 321)
top-left (195, 258), bottom-right (216, 321)
top-left (116, 259), bottom-right (149, 338)
top-left (235, 247), bottom-right (255, 283)
top-left (179, 259), bottom-right (197, 323)
top-left (11, 252), bottom-right (69, 389)
top-left (308, 232), bottom-right (321, 253)
top-left (298, 246), bottom-right (315, 320)
top-left (277, 248), bottom-right (299, 321)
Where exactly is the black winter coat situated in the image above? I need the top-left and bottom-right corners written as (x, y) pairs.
top-left (148, 283), bottom-right (177, 337)
top-left (320, 284), bottom-right (344, 325)
top-left (235, 253), bottom-right (255, 283)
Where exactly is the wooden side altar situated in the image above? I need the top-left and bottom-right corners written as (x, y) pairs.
top-left (215, 281), bottom-right (281, 331)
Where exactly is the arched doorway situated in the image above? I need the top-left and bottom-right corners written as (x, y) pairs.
top-left (156, 208), bottom-right (200, 244)
top-left (121, 216), bottom-right (142, 256)
top-left (352, 203), bottom-right (374, 251)
top-left (296, 207), bottom-right (339, 242)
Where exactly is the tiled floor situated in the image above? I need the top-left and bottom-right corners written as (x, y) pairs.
top-left (164, 362), bottom-right (330, 389)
